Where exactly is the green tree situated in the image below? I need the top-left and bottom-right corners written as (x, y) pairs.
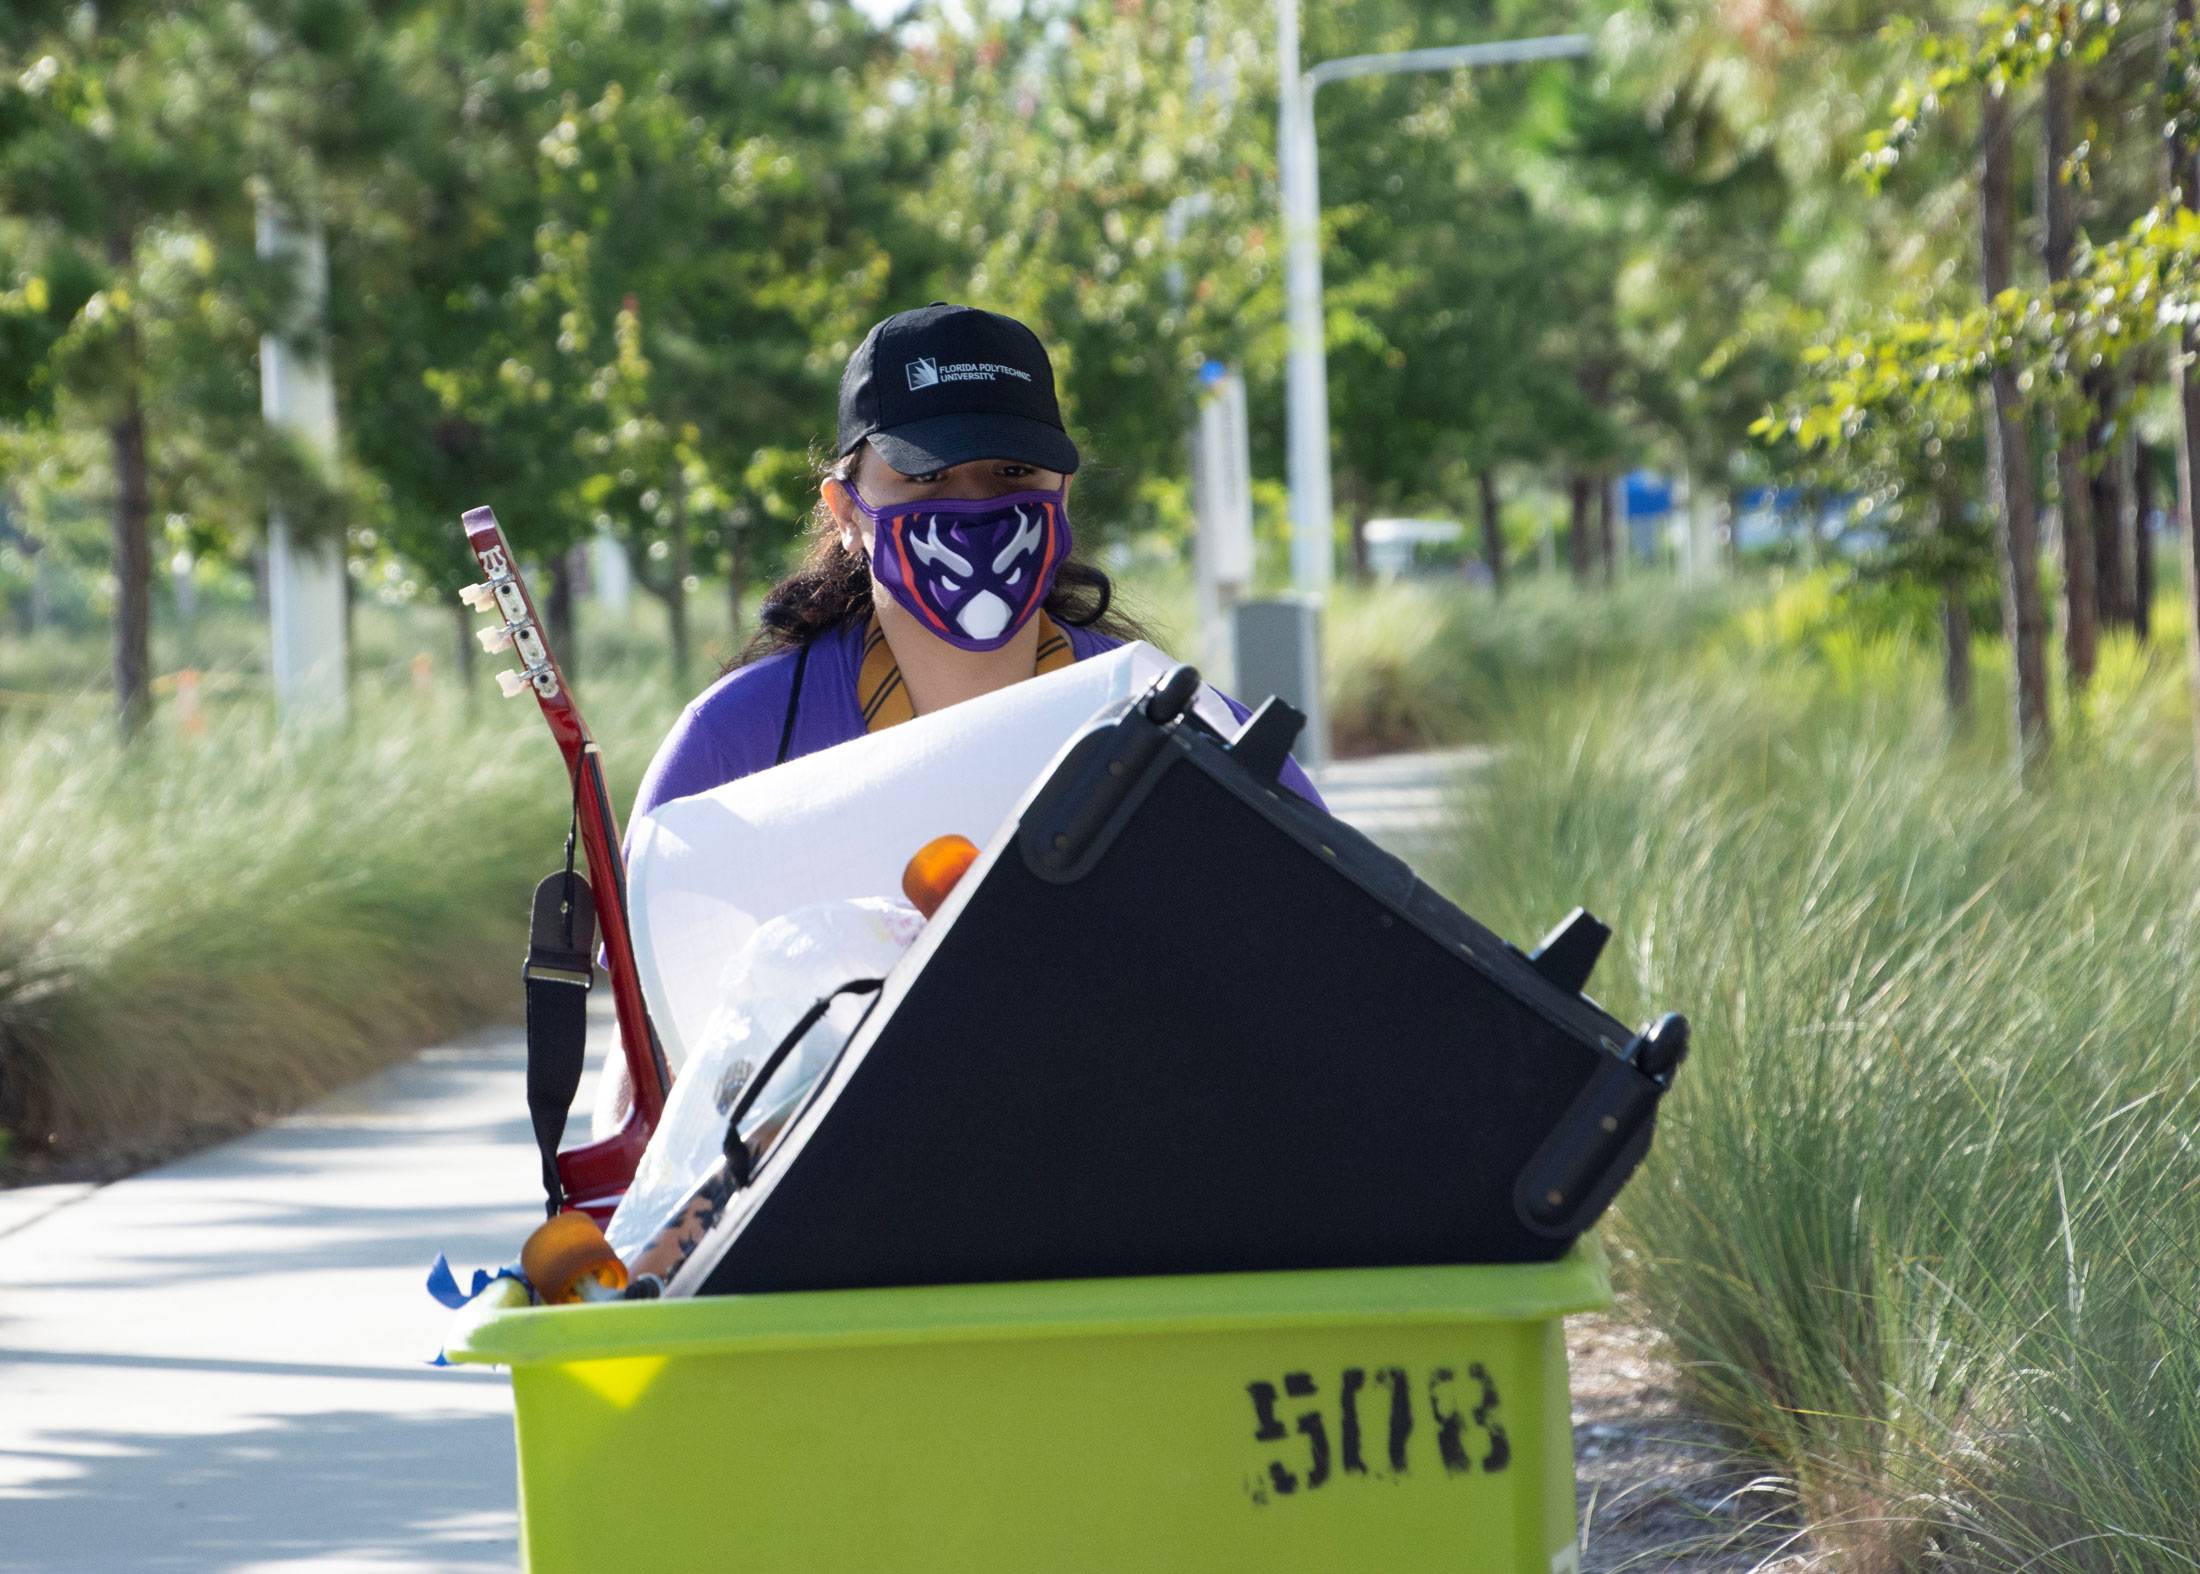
top-left (329, 0), bottom-right (587, 686)
top-left (0, 4), bottom-right (247, 730)
top-left (2, 1), bottom-right (417, 727)
top-left (509, 0), bottom-right (897, 680)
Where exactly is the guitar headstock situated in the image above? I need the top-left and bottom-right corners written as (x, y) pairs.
top-left (460, 505), bottom-right (570, 708)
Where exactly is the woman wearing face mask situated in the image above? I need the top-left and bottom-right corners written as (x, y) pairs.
top-left (629, 302), bottom-right (1322, 820)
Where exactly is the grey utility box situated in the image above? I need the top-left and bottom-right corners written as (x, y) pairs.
top-left (1230, 594), bottom-right (1330, 772)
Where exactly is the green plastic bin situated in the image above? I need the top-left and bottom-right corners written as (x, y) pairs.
top-left (447, 1238), bottom-right (1609, 1573)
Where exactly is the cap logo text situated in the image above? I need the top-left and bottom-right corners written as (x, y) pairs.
top-left (905, 358), bottom-right (1033, 391)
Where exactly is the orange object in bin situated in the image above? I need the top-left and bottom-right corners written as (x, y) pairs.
top-left (522, 1210), bottom-right (630, 1305)
top-left (902, 834), bottom-right (981, 918)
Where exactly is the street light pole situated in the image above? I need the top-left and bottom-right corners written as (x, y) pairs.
top-left (1278, 25), bottom-right (1593, 598)
top-left (258, 194), bottom-right (349, 730)
top-left (1276, 0), bottom-right (1331, 599)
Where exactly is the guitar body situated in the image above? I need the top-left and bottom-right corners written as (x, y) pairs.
top-left (461, 506), bottom-right (669, 1214)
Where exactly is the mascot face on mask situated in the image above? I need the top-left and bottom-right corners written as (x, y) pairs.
top-left (837, 479), bottom-right (1074, 653)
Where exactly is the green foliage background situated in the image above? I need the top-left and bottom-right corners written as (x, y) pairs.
top-left (1, 0), bottom-right (1839, 661)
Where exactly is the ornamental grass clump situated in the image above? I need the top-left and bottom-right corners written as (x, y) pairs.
top-left (1323, 580), bottom-right (1476, 755)
top-left (0, 674), bottom-right (674, 1172)
top-left (1442, 640), bottom-right (2200, 1571)
top-left (1322, 574), bottom-right (1752, 754)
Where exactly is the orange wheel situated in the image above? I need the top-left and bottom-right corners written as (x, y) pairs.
top-left (521, 1210), bottom-right (631, 1304)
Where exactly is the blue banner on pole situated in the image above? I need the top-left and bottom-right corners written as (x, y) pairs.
top-left (1623, 470), bottom-right (1674, 518)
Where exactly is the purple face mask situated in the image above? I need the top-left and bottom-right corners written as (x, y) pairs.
top-left (843, 484), bottom-right (1074, 653)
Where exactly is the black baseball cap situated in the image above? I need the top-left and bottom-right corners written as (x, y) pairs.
top-left (836, 303), bottom-right (1081, 476)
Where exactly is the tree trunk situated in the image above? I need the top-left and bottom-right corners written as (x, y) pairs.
top-left (2053, 440), bottom-right (2098, 680)
top-left (108, 232), bottom-right (152, 740)
top-left (1476, 468), bottom-right (1505, 595)
top-left (1981, 91), bottom-right (2052, 766)
top-left (2181, 392), bottom-right (2200, 792)
top-left (2078, 60), bottom-right (2131, 634)
top-left (1597, 472), bottom-right (1618, 585)
top-left (2171, 0), bottom-right (2200, 788)
top-left (1935, 479), bottom-right (1974, 724)
top-left (2087, 371), bottom-right (2133, 629)
top-left (2134, 441), bottom-right (2157, 642)
top-left (637, 537), bottom-right (692, 688)
top-left (724, 518), bottom-right (746, 639)
top-left (666, 485), bottom-right (692, 688)
top-left (109, 399), bottom-right (152, 738)
top-left (546, 551), bottom-right (577, 681)
top-left (1941, 593), bottom-right (1974, 722)
top-left (1567, 472), bottom-right (1594, 583)
top-left (2043, 53), bottom-right (2098, 687)
top-left (1341, 472), bottom-right (1372, 581)
top-left (2180, 385), bottom-right (2200, 792)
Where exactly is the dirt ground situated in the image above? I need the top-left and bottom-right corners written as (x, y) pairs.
top-left (1570, 1314), bottom-right (1811, 1573)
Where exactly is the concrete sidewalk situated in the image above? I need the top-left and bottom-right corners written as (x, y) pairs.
top-left (0, 1028), bottom-right (559, 1572)
top-left (1316, 745), bottom-right (1486, 848)
top-left (0, 748), bottom-right (1484, 1573)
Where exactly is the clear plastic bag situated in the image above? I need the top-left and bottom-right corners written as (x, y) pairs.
top-left (605, 896), bottom-right (924, 1261)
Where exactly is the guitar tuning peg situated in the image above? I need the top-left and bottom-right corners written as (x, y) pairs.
top-left (478, 624), bottom-right (515, 654)
top-left (496, 668), bottom-right (532, 699)
top-left (459, 582), bottom-right (499, 612)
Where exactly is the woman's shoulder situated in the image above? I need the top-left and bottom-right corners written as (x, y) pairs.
top-left (683, 640), bottom-right (808, 727)
top-left (634, 629), bottom-right (854, 820)
top-left (678, 624), bottom-right (873, 759)
top-left (1064, 620), bottom-right (1126, 659)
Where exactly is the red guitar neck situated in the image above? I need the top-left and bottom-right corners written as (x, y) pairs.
top-left (460, 507), bottom-right (669, 1165)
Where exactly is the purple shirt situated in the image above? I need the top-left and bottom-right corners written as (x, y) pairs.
top-left (629, 617), bottom-right (1325, 827)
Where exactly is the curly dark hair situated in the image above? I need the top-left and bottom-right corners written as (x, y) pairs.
top-left (733, 440), bottom-right (1151, 668)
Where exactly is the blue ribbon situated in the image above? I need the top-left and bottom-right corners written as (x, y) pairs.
top-left (425, 1253), bottom-right (530, 1365)
top-left (426, 1252), bottom-right (527, 1309)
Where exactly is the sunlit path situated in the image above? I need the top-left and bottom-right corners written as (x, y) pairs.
top-left (0, 1018), bottom-right (566, 1572)
top-left (1312, 745), bottom-right (1489, 853)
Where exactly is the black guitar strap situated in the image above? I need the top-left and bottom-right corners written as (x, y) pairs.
top-left (525, 633), bottom-right (812, 1214)
top-left (524, 774), bottom-right (597, 1215)
top-left (775, 639), bottom-right (812, 766)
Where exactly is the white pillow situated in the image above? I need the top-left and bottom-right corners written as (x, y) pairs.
top-left (625, 640), bottom-right (1235, 1068)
